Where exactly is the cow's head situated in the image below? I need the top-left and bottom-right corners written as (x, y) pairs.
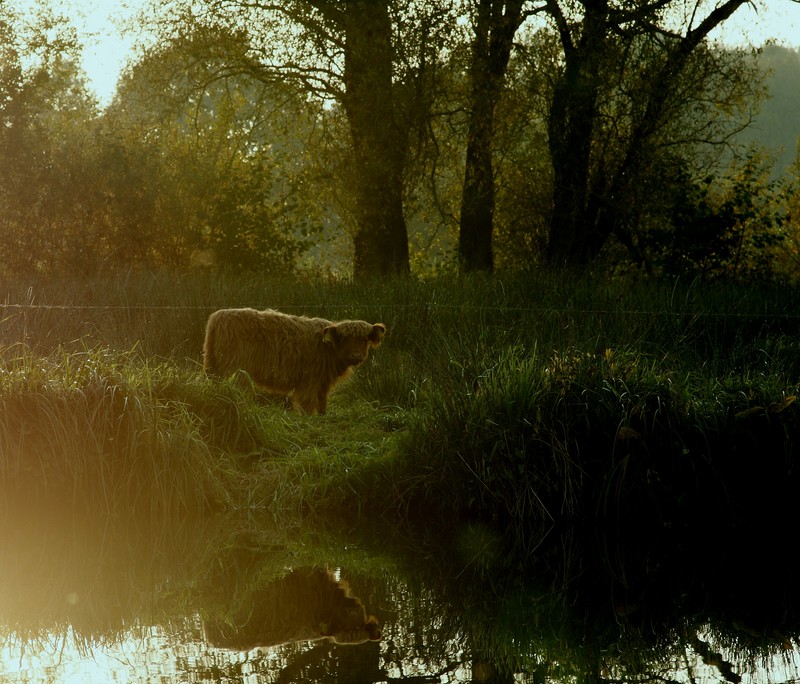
top-left (323, 321), bottom-right (386, 367)
top-left (325, 615), bottom-right (382, 645)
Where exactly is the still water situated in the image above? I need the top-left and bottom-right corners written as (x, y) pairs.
top-left (2, 509), bottom-right (799, 683)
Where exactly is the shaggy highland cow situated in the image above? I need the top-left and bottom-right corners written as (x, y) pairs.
top-left (203, 567), bottom-right (382, 650)
top-left (203, 307), bottom-right (386, 414)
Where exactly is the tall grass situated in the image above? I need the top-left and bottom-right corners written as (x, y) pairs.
top-left (0, 346), bottom-right (235, 519)
top-left (395, 342), bottom-right (800, 532)
top-left (2, 269), bottom-right (800, 530)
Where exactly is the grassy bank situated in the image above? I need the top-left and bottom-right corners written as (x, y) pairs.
top-left (1, 270), bottom-right (799, 534)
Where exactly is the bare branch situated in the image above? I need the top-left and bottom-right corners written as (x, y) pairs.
top-left (684, 0), bottom-right (750, 49)
top-left (212, 0), bottom-right (344, 49)
top-left (544, 0), bottom-right (574, 53)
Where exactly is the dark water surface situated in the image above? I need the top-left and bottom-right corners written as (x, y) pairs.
top-left (2, 508), bottom-right (799, 683)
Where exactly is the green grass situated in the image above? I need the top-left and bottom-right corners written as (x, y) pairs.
top-left (396, 342), bottom-right (800, 532)
top-left (1, 269), bottom-right (799, 534)
top-left (0, 346), bottom-right (233, 519)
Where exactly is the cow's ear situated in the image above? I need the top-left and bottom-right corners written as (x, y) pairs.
top-left (322, 325), bottom-right (337, 344)
top-left (369, 323), bottom-right (386, 346)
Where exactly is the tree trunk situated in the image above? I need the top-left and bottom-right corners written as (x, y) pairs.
top-left (342, 0), bottom-right (410, 277)
top-left (458, 0), bottom-right (526, 272)
top-left (545, 0), bottom-right (609, 268)
top-left (459, 91), bottom-right (496, 272)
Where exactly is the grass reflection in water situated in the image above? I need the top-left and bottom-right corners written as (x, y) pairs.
top-left (2, 505), bottom-right (800, 683)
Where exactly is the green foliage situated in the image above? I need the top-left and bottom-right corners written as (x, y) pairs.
top-left (399, 340), bottom-right (800, 535)
top-left (313, 272), bottom-right (800, 532)
top-left (108, 23), bottom-right (327, 272)
top-left (640, 153), bottom-right (788, 281)
top-left (3, 3), bottom-right (799, 278)
top-left (0, 16), bottom-right (319, 277)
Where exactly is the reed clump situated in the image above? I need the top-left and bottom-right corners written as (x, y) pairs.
top-left (397, 343), bottom-right (800, 534)
top-left (0, 346), bottom-right (235, 519)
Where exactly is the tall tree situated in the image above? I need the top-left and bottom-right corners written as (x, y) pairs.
top-left (543, 0), bottom-right (756, 267)
top-left (340, 1), bottom-right (410, 276)
top-left (142, 0), bottom-right (449, 276)
top-left (103, 25), bottom-right (321, 272)
top-left (0, 8), bottom-right (108, 276)
top-left (458, 0), bottom-right (529, 272)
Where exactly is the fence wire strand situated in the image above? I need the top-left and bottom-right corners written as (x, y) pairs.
top-left (1, 302), bottom-right (799, 320)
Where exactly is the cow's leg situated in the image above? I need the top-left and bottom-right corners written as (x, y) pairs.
top-left (316, 389), bottom-right (329, 415)
top-left (293, 388), bottom-right (319, 415)
top-left (290, 385), bottom-right (330, 415)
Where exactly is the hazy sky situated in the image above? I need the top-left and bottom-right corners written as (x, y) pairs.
top-left (37, 0), bottom-right (800, 106)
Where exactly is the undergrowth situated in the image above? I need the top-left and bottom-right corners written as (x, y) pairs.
top-left (396, 343), bottom-right (800, 533)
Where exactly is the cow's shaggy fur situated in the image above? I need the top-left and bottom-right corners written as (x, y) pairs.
top-left (203, 567), bottom-right (382, 649)
top-left (203, 307), bottom-right (386, 414)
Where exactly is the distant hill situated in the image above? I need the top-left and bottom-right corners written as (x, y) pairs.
top-left (739, 44), bottom-right (800, 177)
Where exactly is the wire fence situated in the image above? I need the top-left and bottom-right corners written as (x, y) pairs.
top-left (0, 301), bottom-right (799, 320)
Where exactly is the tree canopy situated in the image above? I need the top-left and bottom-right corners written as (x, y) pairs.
top-left (0, 0), bottom-right (798, 280)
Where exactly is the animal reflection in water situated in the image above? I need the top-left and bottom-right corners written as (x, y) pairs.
top-left (204, 567), bottom-right (382, 650)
